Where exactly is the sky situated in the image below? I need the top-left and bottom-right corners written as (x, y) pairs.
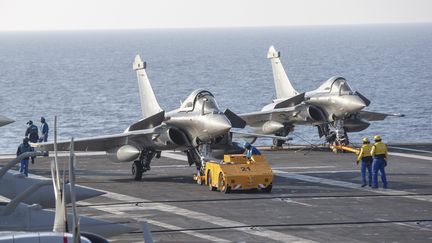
top-left (0, 0), bottom-right (431, 31)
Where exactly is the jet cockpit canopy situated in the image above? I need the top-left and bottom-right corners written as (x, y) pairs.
top-left (180, 89), bottom-right (222, 114)
top-left (316, 76), bottom-right (353, 95)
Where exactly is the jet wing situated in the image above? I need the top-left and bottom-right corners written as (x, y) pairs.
top-left (358, 111), bottom-right (405, 121)
top-left (32, 127), bottom-right (161, 151)
top-left (239, 107), bottom-right (297, 125)
top-left (230, 128), bottom-right (292, 141)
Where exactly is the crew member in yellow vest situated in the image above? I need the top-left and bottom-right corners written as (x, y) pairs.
top-left (356, 137), bottom-right (373, 187)
top-left (370, 135), bottom-right (388, 189)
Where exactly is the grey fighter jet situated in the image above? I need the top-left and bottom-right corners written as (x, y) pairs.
top-left (36, 55), bottom-right (252, 180)
top-left (0, 136), bottom-right (129, 241)
top-left (240, 46), bottom-right (403, 146)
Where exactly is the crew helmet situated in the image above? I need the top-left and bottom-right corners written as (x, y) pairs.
top-left (374, 135), bottom-right (382, 141)
top-left (362, 137), bottom-right (370, 143)
top-left (23, 137), bottom-right (30, 144)
top-left (243, 142), bottom-right (251, 149)
top-left (40, 117), bottom-right (45, 123)
top-left (26, 120), bottom-right (33, 125)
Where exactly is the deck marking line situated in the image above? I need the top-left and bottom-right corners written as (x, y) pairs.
top-left (162, 151), bottom-right (189, 161)
top-left (146, 219), bottom-right (231, 242)
top-left (287, 170), bottom-right (358, 174)
top-left (139, 203), bottom-right (316, 243)
top-left (272, 166), bottom-right (335, 170)
top-left (375, 218), bottom-right (432, 232)
top-left (274, 170), bottom-right (432, 203)
top-left (278, 198), bottom-right (314, 207)
top-left (93, 191), bottom-right (315, 243)
top-left (389, 152), bottom-right (432, 161)
top-left (388, 146), bottom-right (432, 154)
top-left (80, 200), bottom-right (231, 242)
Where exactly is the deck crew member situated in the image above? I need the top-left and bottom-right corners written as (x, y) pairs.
top-left (39, 117), bottom-right (49, 156)
top-left (39, 117), bottom-right (49, 142)
top-left (16, 138), bottom-right (33, 177)
top-left (25, 120), bottom-right (39, 164)
top-left (244, 142), bottom-right (261, 160)
top-left (356, 137), bottom-right (373, 187)
top-left (370, 135), bottom-right (388, 189)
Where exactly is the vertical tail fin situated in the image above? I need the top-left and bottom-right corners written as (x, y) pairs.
top-left (267, 46), bottom-right (299, 99)
top-left (133, 55), bottom-right (163, 118)
top-left (52, 116), bottom-right (68, 233)
top-left (69, 138), bottom-right (81, 243)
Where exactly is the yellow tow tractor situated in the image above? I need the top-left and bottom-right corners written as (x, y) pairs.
top-left (194, 154), bottom-right (273, 193)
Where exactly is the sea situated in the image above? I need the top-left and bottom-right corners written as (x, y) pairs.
top-left (0, 24), bottom-right (431, 153)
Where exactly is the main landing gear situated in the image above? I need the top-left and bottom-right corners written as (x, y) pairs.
top-left (132, 149), bottom-right (161, 181)
top-left (272, 126), bottom-right (292, 148)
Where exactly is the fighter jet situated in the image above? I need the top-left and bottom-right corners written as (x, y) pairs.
top-left (0, 170), bottom-right (104, 208)
top-left (0, 136), bottom-right (129, 241)
top-left (0, 116), bottom-right (14, 127)
top-left (240, 46), bottom-right (403, 146)
top-left (0, 150), bottom-right (104, 207)
top-left (36, 55), bottom-right (259, 181)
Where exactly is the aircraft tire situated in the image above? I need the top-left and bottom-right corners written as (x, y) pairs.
top-left (132, 160), bottom-right (144, 181)
top-left (273, 138), bottom-right (284, 147)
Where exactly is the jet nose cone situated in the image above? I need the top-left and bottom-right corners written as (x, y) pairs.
top-left (209, 114), bottom-right (232, 136)
top-left (0, 116), bottom-right (14, 127)
top-left (349, 96), bottom-right (367, 112)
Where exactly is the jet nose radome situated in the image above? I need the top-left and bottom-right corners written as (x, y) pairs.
top-left (347, 96), bottom-right (367, 112)
top-left (207, 114), bottom-right (232, 137)
top-left (0, 116), bottom-right (14, 127)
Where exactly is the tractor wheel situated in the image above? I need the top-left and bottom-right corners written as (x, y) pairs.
top-left (207, 170), bottom-right (217, 191)
top-left (218, 173), bottom-right (231, 194)
top-left (262, 183), bottom-right (272, 193)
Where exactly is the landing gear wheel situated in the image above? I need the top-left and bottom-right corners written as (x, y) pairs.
top-left (218, 173), bottom-right (231, 194)
top-left (273, 138), bottom-right (284, 147)
top-left (207, 170), bottom-right (216, 191)
top-left (132, 160), bottom-right (144, 181)
top-left (262, 183), bottom-right (272, 193)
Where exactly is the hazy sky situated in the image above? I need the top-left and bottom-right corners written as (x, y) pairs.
top-left (0, 0), bottom-right (431, 31)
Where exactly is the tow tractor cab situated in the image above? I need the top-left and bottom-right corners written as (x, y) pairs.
top-left (194, 154), bottom-right (274, 193)
top-left (168, 89), bottom-right (231, 146)
top-left (307, 76), bottom-right (368, 121)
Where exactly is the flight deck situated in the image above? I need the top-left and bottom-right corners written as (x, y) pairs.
top-left (1, 144), bottom-right (431, 242)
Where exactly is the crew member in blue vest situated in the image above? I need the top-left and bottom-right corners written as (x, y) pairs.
top-left (16, 137), bottom-right (33, 177)
top-left (25, 120), bottom-right (38, 164)
top-left (244, 142), bottom-right (261, 160)
top-left (39, 117), bottom-right (49, 156)
top-left (39, 117), bottom-right (49, 142)
top-left (370, 135), bottom-right (388, 189)
top-left (356, 137), bottom-right (373, 187)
